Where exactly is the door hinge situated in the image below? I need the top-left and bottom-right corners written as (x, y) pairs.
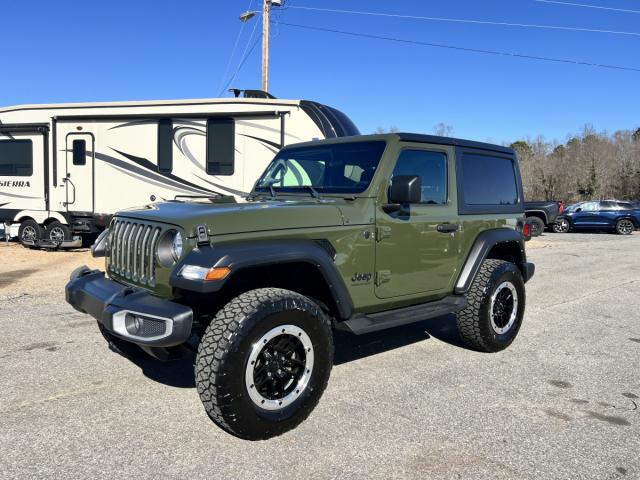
top-left (375, 270), bottom-right (391, 286)
top-left (376, 226), bottom-right (392, 242)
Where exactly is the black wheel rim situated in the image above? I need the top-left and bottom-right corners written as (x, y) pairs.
top-left (245, 324), bottom-right (314, 410)
top-left (254, 335), bottom-right (305, 400)
top-left (490, 282), bottom-right (518, 334)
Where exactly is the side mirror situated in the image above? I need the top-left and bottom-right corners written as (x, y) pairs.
top-left (389, 175), bottom-right (421, 204)
top-left (575, 208), bottom-right (582, 213)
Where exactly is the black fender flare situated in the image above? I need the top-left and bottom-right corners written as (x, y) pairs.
top-left (454, 228), bottom-right (530, 295)
top-left (169, 239), bottom-right (354, 319)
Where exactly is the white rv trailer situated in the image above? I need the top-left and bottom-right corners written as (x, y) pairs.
top-left (0, 91), bottom-right (359, 247)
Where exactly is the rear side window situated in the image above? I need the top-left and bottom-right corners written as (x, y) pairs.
top-left (158, 118), bottom-right (173, 173)
top-left (461, 154), bottom-right (518, 206)
top-left (392, 150), bottom-right (447, 204)
top-left (72, 139), bottom-right (86, 166)
top-left (206, 118), bottom-right (235, 176)
top-left (0, 139), bottom-right (33, 176)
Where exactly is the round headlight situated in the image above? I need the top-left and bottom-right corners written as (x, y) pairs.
top-left (157, 230), bottom-right (183, 267)
top-left (172, 231), bottom-right (183, 260)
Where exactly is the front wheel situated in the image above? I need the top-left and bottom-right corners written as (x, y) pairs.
top-left (616, 218), bottom-right (635, 235)
top-left (195, 288), bottom-right (333, 440)
top-left (553, 218), bottom-right (570, 233)
top-left (456, 259), bottom-right (526, 353)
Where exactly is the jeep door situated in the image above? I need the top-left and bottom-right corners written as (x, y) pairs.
top-left (374, 144), bottom-right (460, 299)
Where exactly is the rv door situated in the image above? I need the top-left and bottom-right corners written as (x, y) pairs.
top-left (65, 133), bottom-right (94, 214)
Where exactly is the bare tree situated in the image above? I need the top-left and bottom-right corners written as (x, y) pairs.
top-left (513, 125), bottom-right (640, 202)
top-left (374, 126), bottom-right (399, 134)
top-left (433, 122), bottom-right (453, 137)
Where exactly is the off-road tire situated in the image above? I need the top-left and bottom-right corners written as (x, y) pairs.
top-left (195, 288), bottom-right (333, 440)
top-left (456, 259), bottom-right (525, 353)
top-left (18, 219), bottom-right (43, 248)
top-left (615, 218), bottom-right (635, 235)
top-left (528, 217), bottom-right (545, 237)
top-left (46, 220), bottom-right (72, 245)
top-left (97, 322), bottom-right (148, 360)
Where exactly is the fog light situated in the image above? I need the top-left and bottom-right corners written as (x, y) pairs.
top-left (125, 313), bottom-right (144, 335)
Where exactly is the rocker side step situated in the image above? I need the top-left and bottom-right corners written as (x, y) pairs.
top-left (338, 295), bottom-right (467, 335)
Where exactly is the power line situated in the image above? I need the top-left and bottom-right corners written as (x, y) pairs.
top-left (278, 21), bottom-right (640, 73)
top-left (535, 0), bottom-right (640, 14)
top-left (218, 9), bottom-right (262, 96)
top-left (218, 0), bottom-right (255, 95)
top-left (286, 5), bottom-right (640, 37)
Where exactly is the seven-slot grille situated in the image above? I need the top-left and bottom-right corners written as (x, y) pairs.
top-left (107, 219), bottom-right (163, 286)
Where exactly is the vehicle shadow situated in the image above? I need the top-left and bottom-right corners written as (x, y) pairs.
top-left (334, 313), bottom-right (467, 365)
top-left (133, 352), bottom-right (196, 389)
top-left (132, 314), bottom-right (469, 388)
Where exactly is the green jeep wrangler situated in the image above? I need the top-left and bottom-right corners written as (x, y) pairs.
top-left (66, 133), bottom-right (534, 440)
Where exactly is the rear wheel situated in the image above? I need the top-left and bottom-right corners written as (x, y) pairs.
top-left (18, 219), bottom-right (43, 248)
top-left (528, 217), bottom-right (545, 237)
top-left (456, 259), bottom-right (526, 353)
top-left (47, 220), bottom-right (73, 245)
top-left (615, 219), bottom-right (634, 235)
top-left (195, 288), bottom-right (333, 440)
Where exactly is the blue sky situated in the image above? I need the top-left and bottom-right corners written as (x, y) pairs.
top-left (2, 0), bottom-right (639, 144)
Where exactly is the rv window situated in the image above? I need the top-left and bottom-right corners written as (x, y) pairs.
top-left (206, 118), bottom-right (235, 176)
top-left (0, 139), bottom-right (33, 176)
top-left (158, 118), bottom-right (173, 173)
top-left (72, 140), bottom-right (86, 166)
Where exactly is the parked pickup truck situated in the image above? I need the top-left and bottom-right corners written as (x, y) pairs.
top-left (524, 200), bottom-right (563, 236)
top-left (66, 133), bottom-right (534, 440)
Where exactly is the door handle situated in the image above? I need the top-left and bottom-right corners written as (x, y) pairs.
top-left (436, 223), bottom-right (458, 233)
top-left (63, 177), bottom-right (76, 206)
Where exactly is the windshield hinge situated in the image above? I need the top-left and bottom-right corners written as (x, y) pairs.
top-left (376, 226), bottom-right (392, 242)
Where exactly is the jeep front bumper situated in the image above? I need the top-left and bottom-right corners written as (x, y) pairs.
top-left (65, 266), bottom-right (193, 347)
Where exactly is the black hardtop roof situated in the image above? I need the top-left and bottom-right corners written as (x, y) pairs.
top-left (395, 133), bottom-right (514, 155)
top-left (281, 132), bottom-right (514, 155)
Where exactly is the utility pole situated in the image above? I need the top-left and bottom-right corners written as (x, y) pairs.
top-left (239, 0), bottom-right (280, 93)
top-left (261, 0), bottom-right (271, 92)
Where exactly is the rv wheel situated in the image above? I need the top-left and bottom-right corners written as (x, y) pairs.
top-left (18, 219), bottom-right (43, 248)
top-left (47, 221), bottom-right (72, 246)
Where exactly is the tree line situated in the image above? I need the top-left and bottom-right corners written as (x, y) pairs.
top-left (511, 126), bottom-right (640, 202)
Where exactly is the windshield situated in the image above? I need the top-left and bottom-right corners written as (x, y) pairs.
top-left (564, 202), bottom-right (585, 213)
top-left (255, 141), bottom-right (386, 194)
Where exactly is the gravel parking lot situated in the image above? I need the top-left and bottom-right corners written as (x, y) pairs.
top-left (0, 233), bottom-right (638, 480)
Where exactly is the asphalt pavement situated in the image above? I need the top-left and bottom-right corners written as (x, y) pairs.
top-left (0, 232), bottom-right (638, 479)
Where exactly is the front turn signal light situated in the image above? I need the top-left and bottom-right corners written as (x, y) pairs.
top-left (205, 267), bottom-right (231, 281)
top-left (180, 265), bottom-right (231, 281)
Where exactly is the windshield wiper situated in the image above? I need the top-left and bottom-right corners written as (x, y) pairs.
top-left (300, 185), bottom-right (320, 199)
